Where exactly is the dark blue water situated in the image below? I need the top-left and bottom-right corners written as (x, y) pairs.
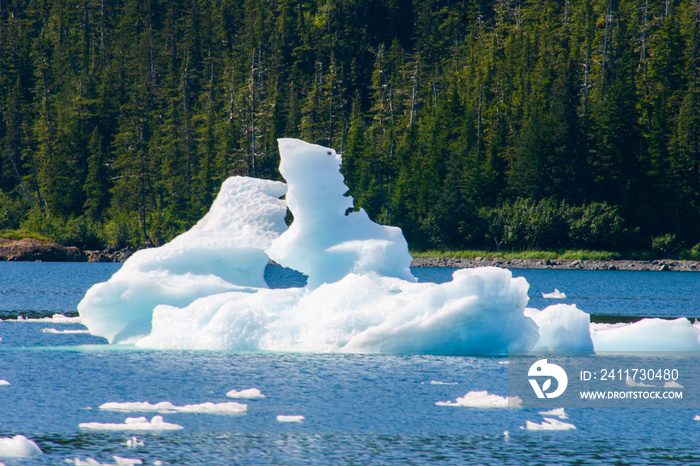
top-left (1, 263), bottom-right (699, 464)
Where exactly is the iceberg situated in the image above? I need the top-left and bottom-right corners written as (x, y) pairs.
top-left (77, 138), bottom-right (700, 354)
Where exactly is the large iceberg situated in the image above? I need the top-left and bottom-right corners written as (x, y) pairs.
top-left (78, 138), bottom-right (700, 354)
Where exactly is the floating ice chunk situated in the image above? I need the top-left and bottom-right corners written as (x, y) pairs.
top-left (99, 401), bottom-right (247, 415)
top-left (626, 378), bottom-right (654, 388)
top-left (591, 318), bottom-right (700, 352)
top-left (6, 314), bottom-right (81, 324)
top-left (66, 457), bottom-right (143, 466)
top-left (523, 417), bottom-right (576, 431)
top-left (78, 416), bottom-right (183, 431)
top-left (0, 380), bottom-right (9, 386)
top-left (78, 176), bottom-right (288, 343)
top-left (428, 381), bottom-right (458, 385)
top-left (42, 328), bottom-right (90, 334)
top-left (694, 415), bottom-right (700, 421)
top-left (525, 304), bottom-right (593, 352)
top-left (226, 388), bottom-right (266, 399)
top-left (267, 139), bottom-right (415, 288)
top-left (538, 408), bottom-right (568, 419)
top-left (122, 437), bottom-right (144, 448)
top-left (503, 430), bottom-right (509, 441)
top-left (0, 435), bottom-right (43, 457)
top-left (542, 289), bottom-right (567, 299)
top-left (436, 390), bottom-right (522, 408)
top-left (276, 415), bottom-right (304, 423)
top-left (664, 381), bottom-right (683, 388)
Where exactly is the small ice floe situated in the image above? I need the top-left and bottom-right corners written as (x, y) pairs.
top-left (523, 417), bottom-right (576, 431)
top-left (78, 416), bottom-right (183, 431)
top-left (694, 415), bottom-right (700, 421)
top-left (0, 435), bottom-right (43, 457)
top-left (276, 415), bottom-right (304, 423)
top-left (428, 381), bottom-right (458, 385)
top-left (626, 377), bottom-right (655, 388)
top-left (66, 456), bottom-right (143, 466)
top-left (663, 381), bottom-right (683, 389)
top-left (542, 289), bottom-right (567, 299)
top-left (538, 407), bottom-right (568, 419)
top-left (122, 437), bottom-right (145, 448)
top-left (436, 390), bottom-right (522, 408)
top-left (99, 401), bottom-right (247, 415)
top-left (9, 314), bottom-right (82, 324)
top-left (0, 380), bottom-right (9, 386)
top-left (226, 388), bottom-right (266, 399)
top-left (42, 328), bottom-right (90, 334)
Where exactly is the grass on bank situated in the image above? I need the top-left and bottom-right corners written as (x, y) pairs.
top-left (412, 248), bottom-right (700, 261)
top-left (0, 229), bottom-right (53, 243)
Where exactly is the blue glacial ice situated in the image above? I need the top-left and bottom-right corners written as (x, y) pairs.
top-left (78, 138), bottom-right (700, 354)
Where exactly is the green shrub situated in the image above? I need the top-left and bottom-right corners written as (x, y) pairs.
top-left (651, 233), bottom-right (682, 257)
top-left (0, 192), bottom-right (28, 230)
top-left (103, 212), bottom-right (141, 249)
top-left (479, 198), bottom-right (569, 251)
top-left (568, 202), bottom-right (630, 251)
top-left (683, 243), bottom-right (700, 261)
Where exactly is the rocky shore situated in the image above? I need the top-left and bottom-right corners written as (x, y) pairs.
top-left (0, 238), bottom-right (133, 262)
top-left (411, 256), bottom-right (700, 272)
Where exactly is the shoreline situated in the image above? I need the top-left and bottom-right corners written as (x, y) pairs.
top-left (2, 237), bottom-right (699, 271)
top-left (411, 256), bottom-right (700, 272)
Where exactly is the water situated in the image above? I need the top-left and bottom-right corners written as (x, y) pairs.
top-left (1, 263), bottom-right (699, 465)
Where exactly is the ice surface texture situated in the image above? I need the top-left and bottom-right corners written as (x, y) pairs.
top-left (78, 138), bottom-right (700, 354)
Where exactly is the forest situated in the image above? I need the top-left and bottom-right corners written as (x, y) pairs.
top-left (0, 0), bottom-right (699, 257)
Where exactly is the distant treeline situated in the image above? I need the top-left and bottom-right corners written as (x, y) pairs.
top-left (0, 0), bottom-right (699, 255)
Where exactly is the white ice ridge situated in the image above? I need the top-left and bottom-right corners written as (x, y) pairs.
top-left (78, 176), bottom-right (288, 343)
top-left (435, 390), bottom-right (522, 408)
top-left (77, 138), bottom-right (699, 354)
top-left (0, 435), bottom-right (43, 457)
top-left (78, 416), bottom-right (183, 431)
top-left (0, 380), bottom-right (9, 386)
top-left (523, 417), bottom-right (576, 431)
top-left (99, 401), bottom-right (247, 415)
top-left (42, 328), bottom-right (90, 334)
